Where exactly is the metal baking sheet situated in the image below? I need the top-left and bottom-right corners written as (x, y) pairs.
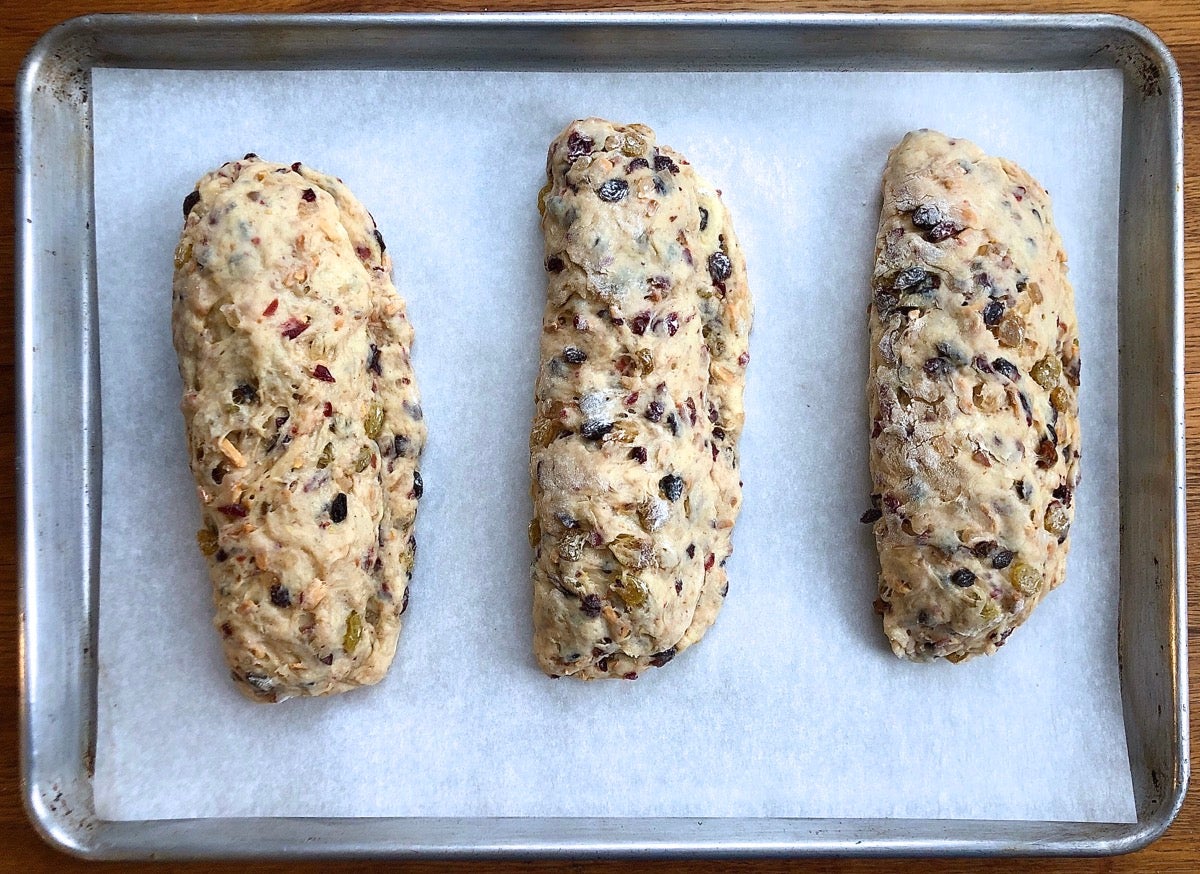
top-left (17, 12), bottom-right (1186, 858)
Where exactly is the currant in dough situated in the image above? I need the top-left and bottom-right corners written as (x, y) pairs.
top-left (172, 155), bottom-right (425, 701)
top-left (867, 130), bottom-right (1080, 662)
top-left (530, 119), bottom-right (752, 679)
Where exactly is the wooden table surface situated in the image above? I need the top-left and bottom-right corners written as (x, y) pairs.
top-left (2, 0), bottom-right (1197, 870)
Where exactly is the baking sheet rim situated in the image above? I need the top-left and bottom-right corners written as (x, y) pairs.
top-left (16, 10), bottom-right (1187, 859)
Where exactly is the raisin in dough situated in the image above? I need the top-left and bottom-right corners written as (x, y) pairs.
top-left (172, 155), bottom-right (426, 701)
top-left (867, 130), bottom-right (1080, 663)
top-left (530, 119), bottom-right (752, 679)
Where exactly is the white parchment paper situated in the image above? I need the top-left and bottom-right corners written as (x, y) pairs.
top-left (91, 67), bottom-right (1134, 823)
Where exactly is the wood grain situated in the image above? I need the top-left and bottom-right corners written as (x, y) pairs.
top-left (1, 0), bottom-right (1197, 871)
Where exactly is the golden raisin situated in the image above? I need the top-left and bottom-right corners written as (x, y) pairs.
top-left (527, 518), bottom-right (541, 548)
top-left (1050, 386), bottom-right (1070, 413)
top-left (1009, 562), bottom-right (1043, 596)
top-left (615, 573), bottom-right (649, 609)
top-left (620, 133), bottom-right (647, 157)
top-left (558, 531), bottom-right (588, 562)
top-left (354, 445), bottom-right (373, 473)
top-left (997, 314), bottom-right (1025, 348)
top-left (1044, 501), bottom-right (1071, 539)
top-left (531, 417), bottom-right (561, 449)
top-left (537, 182), bottom-right (552, 216)
top-left (173, 241), bottom-right (193, 271)
top-left (364, 400), bottom-right (385, 441)
top-left (343, 610), bottom-right (363, 653)
top-left (317, 442), bottom-right (334, 469)
top-left (196, 527), bottom-right (219, 556)
top-left (610, 534), bottom-right (652, 569)
top-left (1031, 354), bottom-right (1063, 390)
top-left (609, 420), bottom-right (638, 444)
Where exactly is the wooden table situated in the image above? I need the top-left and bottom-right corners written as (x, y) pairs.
top-left (2, 0), bottom-right (1196, 870)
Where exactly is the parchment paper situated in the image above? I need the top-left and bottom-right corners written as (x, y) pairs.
top-left (91, 67), bottom-right (1134, 823)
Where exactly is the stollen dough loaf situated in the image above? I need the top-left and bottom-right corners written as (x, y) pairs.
top-left (530, 119), bottom-right (752, 679)
top-left (867, 130), bottom-right (1080, 662)
top-left (172, 155), bottom-right (426, 700)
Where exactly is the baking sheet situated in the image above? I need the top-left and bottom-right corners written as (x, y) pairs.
top-left (91, 67), bottom-right (1134, 823)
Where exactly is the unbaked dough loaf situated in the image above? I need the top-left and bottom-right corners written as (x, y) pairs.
top-left (866, 130), bottom-right (1080, 662)
top-left (172, 155), bottom-right (426, 701)
top-left (530, 119), bottom-right (752, 679)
